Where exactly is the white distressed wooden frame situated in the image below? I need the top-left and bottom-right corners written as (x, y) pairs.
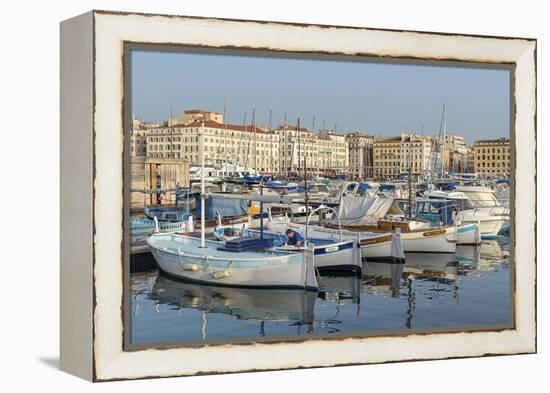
top-left (60, 10), bottom-right (536, 381)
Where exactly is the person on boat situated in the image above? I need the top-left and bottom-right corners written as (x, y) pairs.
top-left (285, 228), bottom-right (304, 247)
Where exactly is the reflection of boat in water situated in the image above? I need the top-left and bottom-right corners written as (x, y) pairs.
top-left (317, 273), bottom-right (361, 304)
top-left (480, 239), bottom-right (507, 260)
top-left (455, 245), bottom-right (480, 266)
top-left (362, 260), bottom-right (405, 298)
top-left (150, 274), bottom-right (316, 324)
top-left (403, 252), bottom-right (458, 280)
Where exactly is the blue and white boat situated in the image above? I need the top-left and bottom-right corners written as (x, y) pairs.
top-left (214, 226), bottom-right (360, 272)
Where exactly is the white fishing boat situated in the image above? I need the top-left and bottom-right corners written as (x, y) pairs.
top-left (147, 234), bottom-right (318, 289)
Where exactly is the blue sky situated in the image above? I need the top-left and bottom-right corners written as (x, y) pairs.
top-left (131, 50), bottom-right (510, 144)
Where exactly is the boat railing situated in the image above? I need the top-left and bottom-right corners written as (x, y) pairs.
top-left (306, 204), bottom-right (343, 242)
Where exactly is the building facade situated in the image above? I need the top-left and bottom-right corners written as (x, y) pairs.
top-left (146, 120), bottom-right (279, 173)
top-left (373, 137), bottom-right (402, 179)
top-left (276, 127), bottom-right (349, 176)
top-left (317, 131), bottom-right (349, 176)
top-left (346, 132), bottom-right (374, 180)
top-left (443, 134), bottom-right (468, 173)
top-left (473, 137), bottom-right (510, 178)
top-left (399, 133), bottom-right (432, 179)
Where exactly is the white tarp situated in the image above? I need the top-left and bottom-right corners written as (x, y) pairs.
top-left (336, 196), bottom-right (395, 225)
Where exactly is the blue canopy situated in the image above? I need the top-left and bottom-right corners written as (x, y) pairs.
top-left (358, 182), bottom-right (371, 191)
top-left (195, 194), bottom-right (248, 219)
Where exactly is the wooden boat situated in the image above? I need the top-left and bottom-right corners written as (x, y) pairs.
top-left (332, 196), bottom-right (457, 253)
top-left (147, 233), bottom-right (318, 289)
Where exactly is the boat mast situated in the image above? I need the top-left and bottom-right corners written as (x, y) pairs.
top-left (268, 109), bottom-right (273, 178)
top-left (223, 97), bottom-right (228, 167)
top-left (408, 134), bottom-right (413, 218)
top-left (253, 108), bottom-right (257, 176)
top-left (235, 112), bottom-right (247, 176)
top-left (439, 103), bottom-right (447, 178)
top-left (244, 113), bottom-right (251, 175)
top-left (200, 122), bottom-right (206, 248)
top-left (299, 118), bottom-right (309, 240)
top-left (284, 113), bottom-right (288, 178)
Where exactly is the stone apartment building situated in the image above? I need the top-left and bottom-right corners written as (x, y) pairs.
top-left (373, 137), bottom-right (402, 179)
top-left (276, 126), bottom-right (349, 176)
top-left (473, 137), bottom-right (510, 178)
top-left (145, 119), bottom-right (280, 173)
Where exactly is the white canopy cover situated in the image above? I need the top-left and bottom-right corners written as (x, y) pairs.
top-left (336, 195), bottom-right (396, 225)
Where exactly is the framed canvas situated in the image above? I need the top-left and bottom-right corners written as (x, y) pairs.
top-left (60, 10), bottom-right (536, 381)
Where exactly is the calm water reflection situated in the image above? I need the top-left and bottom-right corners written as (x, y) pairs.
top-left (130, 237), bottom-right (511, 345)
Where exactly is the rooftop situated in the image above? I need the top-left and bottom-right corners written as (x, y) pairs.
top-left (474, 137), bottom-right (510, 144)
top-left (171, 120), bottom-right (267, 133)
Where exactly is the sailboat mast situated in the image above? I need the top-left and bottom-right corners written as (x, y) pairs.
top-left (235, 112), bottom-right (247, 176)
top-left (268, 109), bottom-right (273, 177)
top-left (300, 117), bottom-right (308, 240)
top-left (284, 113), bottom-right (288, 177)
top-left (200, 122), bottom-right (206, 248)
top-left (439, 103), bottom-right (447, 178)
top-left (223, 97), bottom-right (228, 167)
top-left (253, 108), bottom-right (257, 176)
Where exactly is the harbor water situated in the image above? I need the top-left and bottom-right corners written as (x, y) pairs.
top-left (129, 236), bottom-right (511, 345)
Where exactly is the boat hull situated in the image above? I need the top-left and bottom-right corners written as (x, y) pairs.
top-left (400, 227), bottom-right (456, 253)
top-left (358, 234), bottom-right (404, 263)
top-left (276, 240), bottom-right (359, 271)
top-left (459, 213), bottom-right (505, 239)
top-left (456, 223), bottom-right (481, 245)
